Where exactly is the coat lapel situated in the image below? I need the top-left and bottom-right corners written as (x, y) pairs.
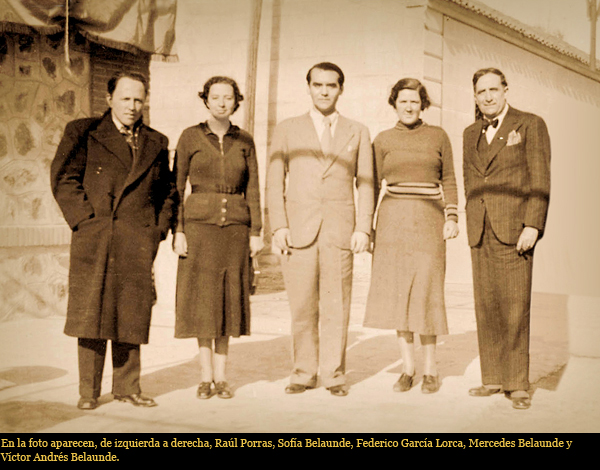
top-left (322, 115), bottom-right (355, 175)
top-left (485, 106), bottom-right (522, 171)
top-left (466, 122), bottom-right (485, 175)
top-left (122, 126), bottom-right (162, 189)
top-left (89, 114), bottom-right (133, 170)
top-left (301, 113), bottom-right (324, 157)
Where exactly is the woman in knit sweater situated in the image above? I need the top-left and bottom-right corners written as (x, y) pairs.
top-left (364, 78), bottom-right (459, 394)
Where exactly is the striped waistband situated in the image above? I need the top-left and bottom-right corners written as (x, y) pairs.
top-left (192, 185), bottom-right (243, 195)
top-left (385, 183), bottom-right (442, 199)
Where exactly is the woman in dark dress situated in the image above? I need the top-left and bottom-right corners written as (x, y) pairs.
top-left (172, 77), bottom-right (263, 399)
top-left (364, 79), bottom-right (459, 394)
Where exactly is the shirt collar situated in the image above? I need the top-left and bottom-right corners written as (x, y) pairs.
top-left (487, 103), bottom-right (509, 128)
top-left (200, 121), bottom-right (239, 137)
top-left (310, 107), bottom-right (339, 127)
top-left (111, 112), bottom-right (142, 133)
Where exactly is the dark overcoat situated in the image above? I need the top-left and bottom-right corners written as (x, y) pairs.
top-left (51, 112), bottom-right (176, 344)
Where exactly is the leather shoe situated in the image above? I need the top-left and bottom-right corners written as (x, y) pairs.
top-left (77, 397), bottom-right (98, 410)
top-left (421, 375), bottom-right (440, 394)
top-left (285, 383), bottom-right (313, 394)
top-left (196, 382), bottom-right (212, 399)
top-left (327, 385), bottom-right (348, 397)
top-left (468, 385), bottom-right (503, 397)
top-left (393, 373), bottom-right (414, 392)
top-left (511, 393), bottom-right (531, 410)
top-left (214, 381), bottom-right (233, 399)
top-left (114, 393), bottom-right (157, 407)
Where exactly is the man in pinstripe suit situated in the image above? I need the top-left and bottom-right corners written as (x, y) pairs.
top-left (463, 68), bottom-right (551, 410)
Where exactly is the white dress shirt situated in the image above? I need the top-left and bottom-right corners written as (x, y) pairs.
top-left (485, 104), bottom-right (509, 144)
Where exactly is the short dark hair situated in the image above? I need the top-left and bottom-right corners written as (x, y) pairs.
top-left (388, 78), bottom-right (431, 110)
top-left (107, 71), bottom-right (149, 96)
top-left (198, 76), bottom-right (244, 113)
top-left (306, 62), bottom-right (345, 87)
top-left (472, 68), bottom-right (508, 90)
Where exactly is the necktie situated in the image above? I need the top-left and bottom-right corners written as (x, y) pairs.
top-left (320, 116), bottom-right (332, 156)
top-left (120, 126), bottom-right (139, 162)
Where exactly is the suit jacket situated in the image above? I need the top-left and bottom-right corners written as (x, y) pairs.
top-left (462, 106), bottom-right (550, 247)
top-left (51, 112), bottom-right (177, 344)
top-left (267, 113), bottom-right (374, 249)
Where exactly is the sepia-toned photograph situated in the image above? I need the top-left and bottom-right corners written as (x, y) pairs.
top-left (0, 0), bottom-right (599, 442)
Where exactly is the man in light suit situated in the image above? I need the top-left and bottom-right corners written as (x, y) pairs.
top-left (51, 72), bottom-right (176, 410)
top-left (463, 68), bottom-right (550, 410)
top-left (267, 62), bottom-right (374, 396)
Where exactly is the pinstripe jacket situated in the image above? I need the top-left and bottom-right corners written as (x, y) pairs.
top-left (463, 106), bottom-right (551, 247)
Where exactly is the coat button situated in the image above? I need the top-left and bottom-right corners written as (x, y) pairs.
top-left (480, 198), bottom-right (484, 204)
top-left (222, 198), bottom-right (227, 203)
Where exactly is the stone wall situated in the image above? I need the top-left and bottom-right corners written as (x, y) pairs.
top-left (0, 31), bottom-right (90, 320)
top-left (0, 29), bottom-right (151, 320)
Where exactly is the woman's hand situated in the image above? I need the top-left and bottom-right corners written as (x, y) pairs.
top-left (443, 220), bottom-right (459, 240)
top-left (172, 232), bottom-right (188, 257)
top-left (250, 236), bottom-right (264, 257)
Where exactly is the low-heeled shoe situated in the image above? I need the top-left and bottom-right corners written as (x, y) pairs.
top-left (421, 375), bottom-right (440, 394)
top-left (214, 381), bottom-right (233, 399)
top-left (77, 397), bottom-right (98, 410)
top-left (114, 393), bottom-right (157, 407)
top-left (468, 385), bottom-right (503, 397)
top-left (285, 383), bottom-right (312, 394)
top-left (197, 382), bottom-right (212, 399)
top-left (511, 396), bottom-right (531, 410)
top-left (327, 385), bottom-right (348, 397)
top-left (393, 373), bottom-right (414, 392)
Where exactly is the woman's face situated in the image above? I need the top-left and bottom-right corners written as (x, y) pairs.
top-left (206, 83), bottom-right (236, 120)
top-left (395, 88), bottom-right (422, 126)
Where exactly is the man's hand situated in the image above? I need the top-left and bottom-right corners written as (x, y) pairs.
top-left (250, 236), bottom-right (264, 257)
top-left (350, 231), bottom-right (370, 254)
top-left (172, 232), bottom-right (188, 257)
top-left (273, 228), bottom-right (292, 253)
top-left (516, 226), bottom-right (539, 254)
top-left (443, 220), bottom-right (459, 240)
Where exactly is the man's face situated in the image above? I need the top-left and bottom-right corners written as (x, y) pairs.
top-left (106, 77), bottom-right (146, 127)
top-left (474, 73), bottom-right (507, 119)
top-left (307, 68), bottom-right (343, 115)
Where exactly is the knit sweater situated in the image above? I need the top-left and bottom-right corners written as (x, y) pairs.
top-left (373, 120), bottom-right (458, 221)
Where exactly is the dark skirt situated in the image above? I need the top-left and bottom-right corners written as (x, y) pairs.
top-left (364, 195), bottom-right (449, 335)
top-left (175, 223), bottom-right (251, 339)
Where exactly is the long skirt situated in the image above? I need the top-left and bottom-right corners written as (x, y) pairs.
top-left (175, 223), bottom-right (251, 339)
top-left (363, 195), bottom-right (449, 335)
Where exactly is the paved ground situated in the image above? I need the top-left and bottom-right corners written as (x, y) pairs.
top-left (0, 252), bottom-right (598, 435)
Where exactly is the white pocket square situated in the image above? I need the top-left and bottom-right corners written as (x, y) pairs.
top-left (507, 130), bottom-right (522, 146)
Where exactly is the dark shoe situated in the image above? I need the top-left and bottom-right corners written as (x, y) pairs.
top-left (285, 383), bottom-right (312, 394)
top-left (114, 393), bottom-right (157, 407)
top-left (327, 385), bottom-right (348, 397)
top-left (421, 375), bottom-right (440, 394)
top-left (214, 381), bottom-right (233, 399)
top-left (469, 385), bottom-right (503, 397)
top-left (393, 373), bottom-right (414, 392)
top-left (196, 382), bottom-right (212, 399)
top-left (77, 397), bottom-right (98, 410)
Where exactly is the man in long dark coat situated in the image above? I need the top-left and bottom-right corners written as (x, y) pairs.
top-left (51, 71), bottom-right (176, 410)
